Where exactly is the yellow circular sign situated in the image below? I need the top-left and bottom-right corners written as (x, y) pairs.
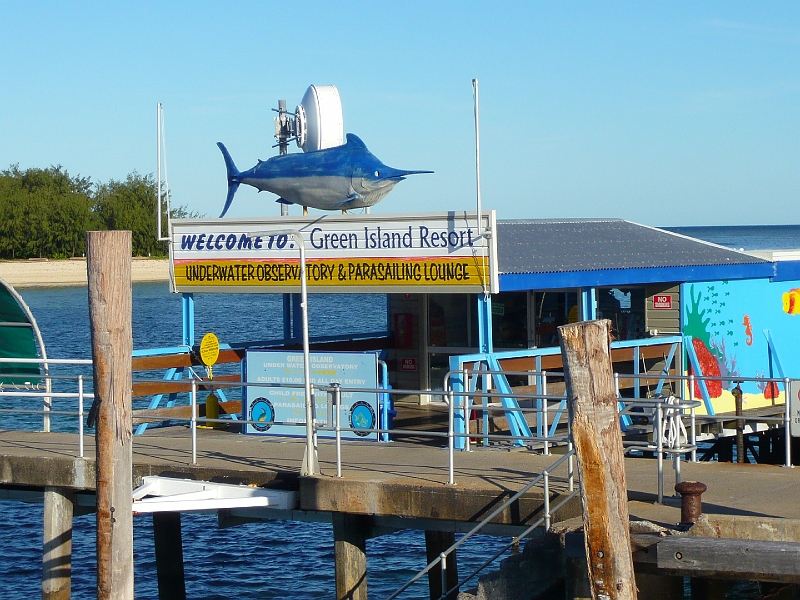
top-left (199, 332), bottom-right (220, 367)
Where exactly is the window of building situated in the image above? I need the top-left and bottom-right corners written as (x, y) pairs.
top-left (533, 291), bottom-right (579, 347)
top-left (597, 286), bottom-right (646, 340)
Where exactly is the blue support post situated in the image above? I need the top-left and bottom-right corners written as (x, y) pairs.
top-left (379, 360), bottom-right (392, 442)
top-left (182, 294), bottom-right (194, 347)
top-left (580, 287), bottom-right (596, 321)
top-left (482, 366), bottom-right (490, 447)
top-left (684, 335), bottom-right (715, 415)
top-left (454, 295), bottom-right (494, 450)
top-left (655, 343), bottom-right (678, 396)
top-left (763, 330), bottom-right (786, 379)
top-left (477, 294), bottom-right (493, 353)
top-left (451, 364), bottom-right (466, 450)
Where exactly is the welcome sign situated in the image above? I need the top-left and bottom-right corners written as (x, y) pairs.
top-left (169, 211), bottom-right (498, 294)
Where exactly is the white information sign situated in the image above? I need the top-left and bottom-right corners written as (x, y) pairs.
top-left (169, 211), bottom-right (498, 294)
top-left (790, 380), bottom-right (800, 438)
top-left (243, 350), bottom-right (379, 440)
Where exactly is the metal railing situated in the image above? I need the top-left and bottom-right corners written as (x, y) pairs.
top-left (0, 360), bottom-right (793, 504)
top-left (386, 449), bottom-right (577, 600)
top-left (616, 373), bottom-right (792, 459)
top-left (0, 357), bottom-right (93, 457)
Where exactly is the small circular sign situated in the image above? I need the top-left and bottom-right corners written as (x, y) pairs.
top-left (250, 397), bottom-right (274, 432)
top-left (349, 401), bottom-right (375, 437)
top-left (199, 332), bottom-right (220, 367)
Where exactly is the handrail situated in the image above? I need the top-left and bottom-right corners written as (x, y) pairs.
top-left (0, 357), bottom-right (92, 435)
top-left (386, 449), bottom-right (576, 600)
top-left (0, 361), bottom-right (793, 505)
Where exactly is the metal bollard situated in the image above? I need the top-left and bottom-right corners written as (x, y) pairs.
top-left (674, 480), bottom-right (707, 526)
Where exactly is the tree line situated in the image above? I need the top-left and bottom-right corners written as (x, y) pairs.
top-left (0, 165), bottom-right (200, 259)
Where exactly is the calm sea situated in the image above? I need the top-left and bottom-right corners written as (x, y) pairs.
top-left (0, 285), bottom-right (509, 599)
top-left (2, 224), bottom-right (794, 598)
top-left (664, 224), bottom-right (800, 251)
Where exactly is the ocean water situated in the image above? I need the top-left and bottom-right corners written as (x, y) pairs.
top-left (4, 222), bottom-right (797, 598)
top-left (0, 284), bottom-right (510, 599)
top-left (664, 224), bottom-right (800, 251)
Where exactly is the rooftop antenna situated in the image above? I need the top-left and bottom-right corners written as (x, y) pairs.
top-left (473, 78), bottom-right (489, 296)
top-left (274, 100), bottom-right (291, 216)
top-left (156, 103), bottom-right (171, 241)
top-left (472, 79), bottom-right (483, 237)
top-left (273, 85), bottom-right (344, 215)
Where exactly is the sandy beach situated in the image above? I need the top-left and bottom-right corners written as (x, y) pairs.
top-left (0, 258), bottom-right (170, 288)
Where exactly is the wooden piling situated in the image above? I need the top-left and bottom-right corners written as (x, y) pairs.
top-left (690, 578), bottom-right (726, 599)
top-left (558, 320), bottom-right (637, 600)
top-left (634, 573), bottom-right (684, 599)
top-left (332, 513), bottom-right (370, 600)
top-left (425, 530), bottom-right (459, 600)
top-left (153, 512), bottom-right (186, 600)
top-left (87, 230), bottom-right (133, 600)
top-left (42, 486), bottom-right (74, 600)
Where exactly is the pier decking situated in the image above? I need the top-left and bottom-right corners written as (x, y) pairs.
top-left (6, 423), bottom-right (800, 598)
top-left (4, 425), bottom-right (800, 525)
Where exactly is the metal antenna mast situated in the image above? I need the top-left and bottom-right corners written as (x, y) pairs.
top-left (275, 99), bottom-right (291, 216)
top-left (157, 103), bottom-right (171, 241)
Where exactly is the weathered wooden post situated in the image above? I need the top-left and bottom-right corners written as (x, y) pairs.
top-left (558, 320), bottom-right (637, 600)
top-left (87, 230), bottom-right (133, 600)
top-left (333, 513), bottom-right (371, 600)
top-left (153, 512), bottom-right (186, 600)
top-left (42, 486), bottom-right (74, 600)
top-left (425, 530), bottom-right (459, 600)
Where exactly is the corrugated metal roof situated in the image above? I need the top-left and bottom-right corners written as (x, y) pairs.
top-left (497, 219), bottom-right (769, 274)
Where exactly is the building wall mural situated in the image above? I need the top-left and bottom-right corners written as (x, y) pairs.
top-left (682, 278), bottom-right (799, 415)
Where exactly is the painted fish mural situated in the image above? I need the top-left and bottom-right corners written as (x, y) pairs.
top-left (743, 314), bottom-right (753, 346)
top-left (216, 134), bottom-right (432, 217)
top-left (683, 279), bottom-right (800, 415)
top-left (782, 288), bottom-right (800, 315)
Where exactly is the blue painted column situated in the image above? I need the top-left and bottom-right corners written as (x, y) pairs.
top-left (181, 294), bottom-right (194, 347)
top-left (455, 294), bottom-right (494, 450)
top-left (580, 287), bottom-right (596, 321)
top-left (477, 294), bottom-right (493, 353)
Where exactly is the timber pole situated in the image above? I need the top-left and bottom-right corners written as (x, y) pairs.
top-left (558, 320), bottom-right (637, 600)
top-left (42, 486), bottom-right (74, 600)
top-left (87, 230), bottom-right (134, 600)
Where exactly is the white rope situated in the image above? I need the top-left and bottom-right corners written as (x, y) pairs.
top-left (658, 395), bottom-right (687, 449)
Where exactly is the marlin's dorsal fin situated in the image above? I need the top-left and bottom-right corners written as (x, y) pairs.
top-left (345, 133), bottom-right (367, 149)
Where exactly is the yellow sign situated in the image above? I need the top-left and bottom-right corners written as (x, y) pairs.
top-left (173, 256), bottom-right (489, 290)
top-left (199, 332), bottom-right (220, 367)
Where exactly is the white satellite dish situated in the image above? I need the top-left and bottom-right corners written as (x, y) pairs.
top-left (294, 85), bottom-right (343, 152)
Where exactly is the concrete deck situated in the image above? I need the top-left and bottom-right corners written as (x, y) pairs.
top-left (2, 426), bottom-right (800, 532)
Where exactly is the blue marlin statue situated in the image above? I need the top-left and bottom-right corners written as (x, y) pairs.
top-left (217, 134), bottom-right (432, 217)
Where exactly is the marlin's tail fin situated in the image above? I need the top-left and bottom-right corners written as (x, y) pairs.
top-left (217, 142), bottom-right (240, 218)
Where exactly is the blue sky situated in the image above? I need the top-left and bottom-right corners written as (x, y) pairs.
top-left (1, 2), bottom-right (797, 226)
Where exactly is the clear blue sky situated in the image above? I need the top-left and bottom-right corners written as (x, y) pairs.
top-left (1, 2), bottom-right (797, 226)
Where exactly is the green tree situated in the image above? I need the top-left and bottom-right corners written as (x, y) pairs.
top-left (93, 172), bottom-right (166, 256)
top-left (0, 165), bottom-right (94, 259)
top-left (0, 164), bottom-right (202, 259)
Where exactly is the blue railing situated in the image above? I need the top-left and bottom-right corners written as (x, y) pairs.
top-left (448, 336), bottom-right (682, 450)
